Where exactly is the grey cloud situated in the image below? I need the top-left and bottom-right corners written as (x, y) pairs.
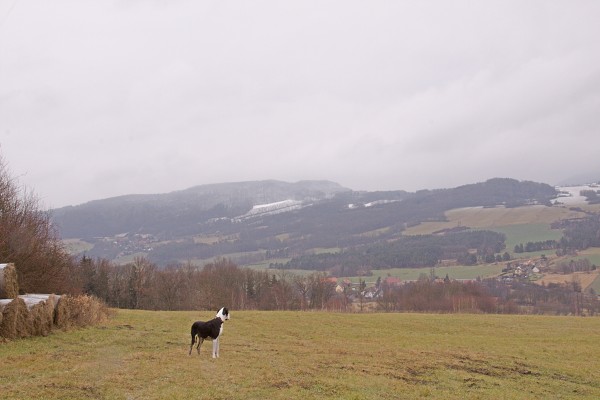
top-left (1, 1), bottom-right (599, 207)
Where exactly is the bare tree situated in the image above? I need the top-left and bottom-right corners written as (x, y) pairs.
top-left (0, 154), bottom-right (73, 294)
top-left (293, 275), bottom-right (310, 310)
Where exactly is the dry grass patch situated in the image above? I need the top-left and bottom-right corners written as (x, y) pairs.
top-left (1, 310), bottom-right (599, 399)
top-left (404, 205), bottom-right (585, 235)
top-left (536, 271), bottom-right (600, 290)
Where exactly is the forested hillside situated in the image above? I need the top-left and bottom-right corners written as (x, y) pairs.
top-left (51, 178), bottom-right (558, 267)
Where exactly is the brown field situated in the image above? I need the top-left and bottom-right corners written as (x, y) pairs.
top-left (61, 239), bottom-right (94, 254)
top-left (404, 205), bottom-right (585, 235)
top-left (535, 271), bottom-right (600, 290)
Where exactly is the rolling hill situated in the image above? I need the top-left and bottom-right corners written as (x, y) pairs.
top-left (51, 178), bottom-right (563, 267)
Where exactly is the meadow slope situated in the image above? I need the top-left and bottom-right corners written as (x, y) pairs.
top-left (1, 310), bottom-right (599, 399)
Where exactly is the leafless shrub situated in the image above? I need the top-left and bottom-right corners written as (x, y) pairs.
top-left (0, 154), bottom-right (73, 295)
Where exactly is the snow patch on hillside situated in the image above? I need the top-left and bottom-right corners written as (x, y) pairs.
top-left (348, 199), bottom-right (400, 209)
top-left (234, 199), bottom-right (304, 221)
top-left (554, 184), bottom-right (600, 204)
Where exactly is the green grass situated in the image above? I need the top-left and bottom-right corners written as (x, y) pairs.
top-left (2, 310), bottom-right (599, 399)
top-left (488, 223), bottom-right (563, 257)
top-left (578, 248), bottom-right (600, 266)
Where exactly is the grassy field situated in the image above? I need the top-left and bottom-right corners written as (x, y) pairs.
top-left (589, 275), bottom-right (600, 294)
top-left (404, 205), bottom-right (567, 252)
top-left (488, 223), bottom-right (562, 251)
top-left (576, 248), bottom-right (600, 266)
top-left (403, 205), bottom-right (586, 235)
top-left (62, 239), bottom-right (94, 254)
top-left (1, 310), bottom-right (599, 399)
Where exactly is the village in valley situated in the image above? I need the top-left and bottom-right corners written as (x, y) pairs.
top-left (322, 254), bottom-right (599, 312)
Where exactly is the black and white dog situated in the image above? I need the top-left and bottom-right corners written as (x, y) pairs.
top-left (189, 307), bottom-right (230, 358)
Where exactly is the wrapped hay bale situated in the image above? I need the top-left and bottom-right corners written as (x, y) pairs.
top-left (0, 263), bottom-right (19, 299)
top-left (19, 294), bottom-right (59, 309)
top-left (0, 298), bottom-right (31, 339)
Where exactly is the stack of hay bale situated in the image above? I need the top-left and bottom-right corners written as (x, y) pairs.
top-left (0, 263), bottom-right (107, 340)
top-left (0, 295), bottom-right (59, 339)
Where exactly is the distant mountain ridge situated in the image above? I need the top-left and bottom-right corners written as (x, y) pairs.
top-left (51, 178), bottom-right (559, 266)
top-left (52, 180), bottom-right (350, 238)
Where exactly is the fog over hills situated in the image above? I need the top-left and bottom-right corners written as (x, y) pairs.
top-left (52, 180), bottom-right (350, 239)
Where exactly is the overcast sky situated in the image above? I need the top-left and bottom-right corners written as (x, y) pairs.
top-left (1, 1), bottom-right (599, 208)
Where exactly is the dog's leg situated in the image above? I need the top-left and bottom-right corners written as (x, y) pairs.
top-left (197, 337), bottom-right (204, 354)
top-left (212, 338), bottom-right (218, 358)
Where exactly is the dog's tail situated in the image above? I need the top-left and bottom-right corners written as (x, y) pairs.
top-left (189, 327), bottom-right (197, 355)
top-left (190, 331), bottom-right (196, 345)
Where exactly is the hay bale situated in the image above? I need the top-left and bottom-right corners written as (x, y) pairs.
top-left (0, 298), bottom-right (31, 339)
top-left (19, 294), bottom-right (57, 309)
top-left (54, 295), bottom-right (72, 329)
top-left (30, 299), bottom-right (54, 337)
top-left (54, 295), bottom-right (108, 329)
top-left (0, 298), bottom-right (12, 309)
top-left (0, 263), bottom-right (19, 299)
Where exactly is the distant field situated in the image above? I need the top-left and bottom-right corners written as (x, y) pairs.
top-left (577, 248), bottom-right (600, 265)
top-left (1, 310), bottom-right (599, 399)
top-left (589, 275), bottom-right (600, 294)
top-left (193, 234), bottom-right (222, 245)
top-left (403, 205), bottom-right (584, 235)
top-left (345, 264), bottom-right (505, 284)
top-left (403, 205), bottom-right (570, 260)
top-left (488, 223), bottom-right (563, 255)
top-left (535, 271), bottom-right (600, 290)
top-left (550, 248), bottom-right (600, 293)
top-left (114, 252), bottom-right (148, 265)
top-left (61, 238), bottom-right (94, 254)
top-left (311, 247), bottom-right (342, 255)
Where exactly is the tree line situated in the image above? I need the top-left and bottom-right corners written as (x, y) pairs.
top-left (70, 255), bottom-right (599, 315)
top-left (75, 256), bottom-right (337, 311)
top-left (279, 230), bottom-right (506, 276)
top-left (514, 240), bottom-right (559, 253)
top-left (377, 276), bottom-right (600, 315)
top-left (2, 153), bottom-right (598, 315)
